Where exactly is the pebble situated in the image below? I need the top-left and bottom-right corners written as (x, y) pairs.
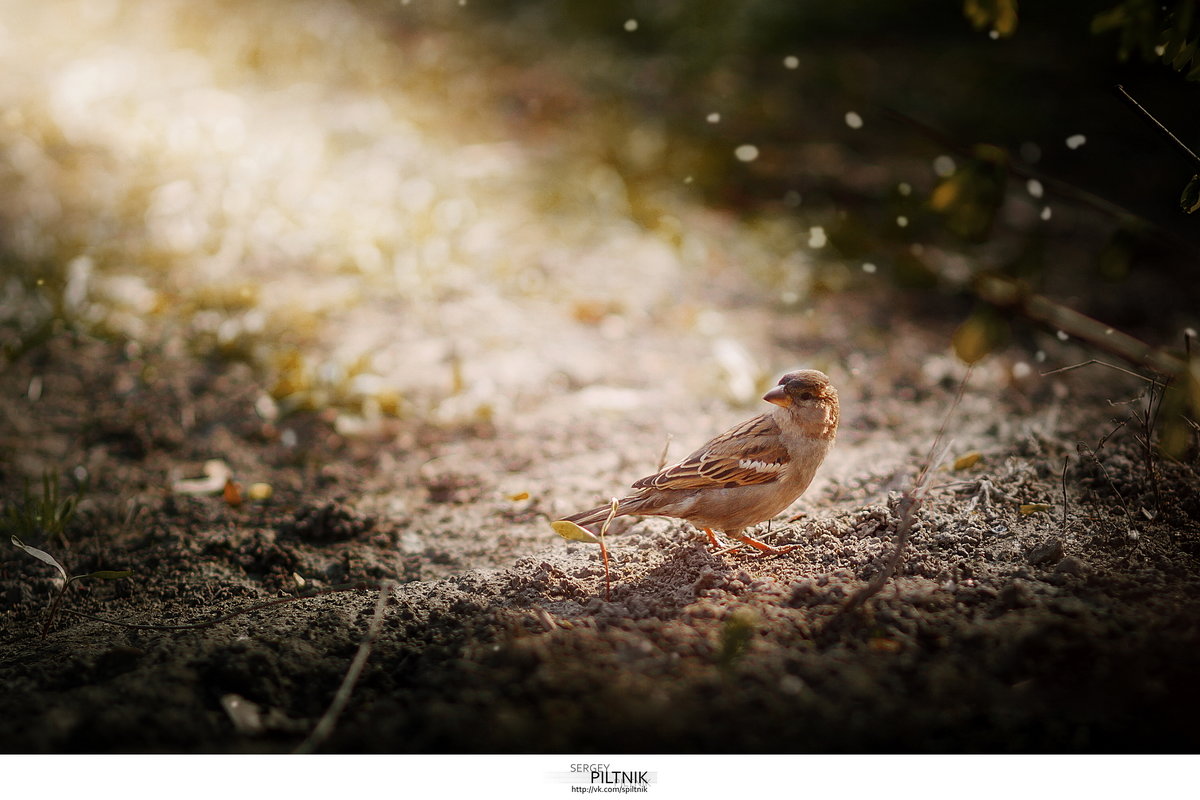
top-left (1054, 556), bottom-right (1088, 577)
top-left (1027, 538), bottom-right (1065, 565)
top-left (1051, 597), bottom-right (1088, 616)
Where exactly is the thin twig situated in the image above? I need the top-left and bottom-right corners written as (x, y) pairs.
top-left (1138, 378), bottom-right (1168, 510)
top-left (60, 582), bottom-right (377, 632)
top-left (840, 494), bottom-right (921, 616)
top-left (840, 366), bottom-right (971, 615)
top-left (1060, 455), bottom-right (1070, 536)
top-left (1097, 419), bottom-right (1127, 452)
top-left (42, 578), bottom-right (75, 639)
top-left (1115, 85), bottom-right (1200, 171)
top-left (1049, 355), bottom-right (1170, 510)
top-left (294, 581), bottom-right (394, 754)
top-left (1040, 359), bottom-right (1156, 383)
top-left (976, 276), bottom-right (1188, 378)
top-left (1077, 441), bottom-right (1134, 539)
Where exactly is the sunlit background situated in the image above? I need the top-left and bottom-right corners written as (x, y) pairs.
top-left (0, 0), bottom-right (846, 436)
top-left (2, 0), bottom-right (1197, 434)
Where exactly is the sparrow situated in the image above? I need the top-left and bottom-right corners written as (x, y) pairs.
top-left (559, 369), bottom-right (839, 554)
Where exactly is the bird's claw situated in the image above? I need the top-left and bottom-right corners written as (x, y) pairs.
top-left (703, 527), bottom-right (796, 557)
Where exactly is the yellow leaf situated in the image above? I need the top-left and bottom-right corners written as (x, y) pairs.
top-left (248, 482), bottom-right (273, 501)
top-left (551, 519), bottom-right (600, 544)
top-left (993, 0), bottom-right (1018, 36)
top-left (1020, 503), bottom-right (1052, 516)
top-left (952, 311), bottom-right (1008, 364)
top-left (964, 0), bottom-right (1019, 37)
top-left (954, 452), bottom-right (982, 470)
top-left (929, 177), bottom-right (960, 211)
top-left (508, 491), bottom-right (530, 502)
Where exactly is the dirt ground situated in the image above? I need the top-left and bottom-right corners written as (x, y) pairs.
top-left (2, 0), bottom-right (1200, 756)
top-left (3, 286), bottom-right (1199, 754)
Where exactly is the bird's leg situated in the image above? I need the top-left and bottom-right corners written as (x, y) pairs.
top-left (702, 527), bottom-right (722, 548)
top-left (734, 532), bottom-right (796, 556)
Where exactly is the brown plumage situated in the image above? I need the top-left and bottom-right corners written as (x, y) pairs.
top-left (560, 369), bottom-right (839, 553)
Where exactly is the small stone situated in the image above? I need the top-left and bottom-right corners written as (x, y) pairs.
top-left (1027, 538), bottom-right (1065, 565)
top-left (1052, 597), bottom-right (1088, 616)
top-left (779, 675), bottom-right (806, 695)
top-left (221, 694), bottom-right (265, 736)
top-left (1054, 556), bottom-right (1088, 577)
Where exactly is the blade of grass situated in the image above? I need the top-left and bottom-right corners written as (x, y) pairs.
top-left (294, 581), bottom-right (394, 754)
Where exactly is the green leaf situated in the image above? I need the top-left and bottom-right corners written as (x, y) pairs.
top-left (1180, 174), bottom-right (1200, 213)
top-left (84, 570), bottom-right (134, 581)
top-left (1170, 37), bottom-right (1199, 71)
top-left (1092, 0), bottom-right (1161, 61)
top-left (550, 520), bottom-right (600, 543)
top-left (10, 535), bottom-right (68, 581)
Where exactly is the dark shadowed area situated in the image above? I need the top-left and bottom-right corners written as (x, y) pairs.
top-left (1, 0), bottom-right (1199, 754)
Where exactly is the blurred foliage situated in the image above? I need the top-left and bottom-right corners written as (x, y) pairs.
top-left (1159, 370), bottom-right (1199, 459)
top-left (929, 145), bottom-right (1008, 242)
top-left (2, 471), bottom-right (78, 546)
top-left (716, 608), bottom-right (757, 671)
top-left (1180, 174), bottom-right (1200, 213)
top-left (0, 0), bottom-right (1195, 451)
top-left (964, 0), bottom-right (1020, 37)
top-left (952, 306), bottom-right (1011, 364)
top-left (1094, 0), bottom-right (1200, 79)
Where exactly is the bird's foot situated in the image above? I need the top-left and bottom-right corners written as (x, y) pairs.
top-left (736, 533), bottom-right (797, 556)
top-left (707, 530), bottom-right (796, 557)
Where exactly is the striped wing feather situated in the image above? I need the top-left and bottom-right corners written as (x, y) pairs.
top-left (632, 414), bottom-right (788, 491)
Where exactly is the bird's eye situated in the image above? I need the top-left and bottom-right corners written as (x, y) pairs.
top-left (799, 391), bottom-right (814, 401)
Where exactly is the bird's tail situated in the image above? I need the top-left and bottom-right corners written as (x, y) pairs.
top-left (558, 497), bottom-right (638, 531)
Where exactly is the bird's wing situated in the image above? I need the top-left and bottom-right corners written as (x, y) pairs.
top-left (631, 414), bottom-right (788, 491)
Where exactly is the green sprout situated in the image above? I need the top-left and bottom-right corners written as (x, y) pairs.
top-left (717, 608), bottom-right (759, 672)
top-left (10, 535), bottom-right (132, 638)
top-left (2, 470), bottom-right (79, 545)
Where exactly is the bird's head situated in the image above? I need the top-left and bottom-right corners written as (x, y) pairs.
top-left (762, 369), bottom-right (838, 414)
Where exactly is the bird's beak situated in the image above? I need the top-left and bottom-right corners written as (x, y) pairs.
top-left (762, 385), bottom-right (791, 407)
